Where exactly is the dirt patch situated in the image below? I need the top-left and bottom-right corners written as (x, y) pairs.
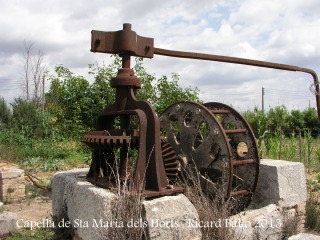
top-left (4, 189), bottom-right (52, 225)
top-left (1, 171), bottom-right (54, 229)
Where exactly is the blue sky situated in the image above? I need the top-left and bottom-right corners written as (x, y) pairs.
top-left (0, 0), bottom-right (319, 112)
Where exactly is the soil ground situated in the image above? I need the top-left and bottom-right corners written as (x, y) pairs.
top-left (2, 173), bottom-right (53, 227)
top-left (7, 190), bottom-right (52, 224)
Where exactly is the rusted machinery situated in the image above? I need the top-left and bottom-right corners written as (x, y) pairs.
top-left (82, 23), bottom-right (320, 210)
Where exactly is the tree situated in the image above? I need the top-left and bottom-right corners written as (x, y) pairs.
top-left (266, 105), bottom-right (290, 134)
top-left (22, 40), bottom-right (47, 106)
top-left (289, 109), bottom-right (304, 132)
top-left (302, 107), bottom-right (320, 136)
top-left (10, 98), bottom-right (42, 138)
top-left (46, 56), bottom-right (200, 138)
top-left (87, 58), bottom-right (121, 126)
top-left (134, 57), bottom-right (200, 113)
top-left (46, 65), bottom-right (91, 137)
top-left (0, 97), bottom-right (11, 127)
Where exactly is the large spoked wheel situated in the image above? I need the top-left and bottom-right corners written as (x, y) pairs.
top-left (160, 101), bottom-right (259, 212)
top-left (160, 102), bottom-right (233, 199)
top-left (204, 102), bottom-right (259, 211)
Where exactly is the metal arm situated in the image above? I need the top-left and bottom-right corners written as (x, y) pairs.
top-left (154, 47), bottom-right (320, 117)
top-left (91, 23), bottom-right (320, 117)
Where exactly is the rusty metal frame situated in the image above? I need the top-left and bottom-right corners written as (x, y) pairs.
top-left (84, 24), bottom-right (184, 197)
top-left (85, 23), bottom-right (320, 199)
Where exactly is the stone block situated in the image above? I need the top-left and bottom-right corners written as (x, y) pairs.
top-left (52, 169), bottom-right (202, 240)
top-left (250, 159), bottom-right (307, 209)
top-left (231, 204), bottom-right (282, 240)
top-left (52, 168), bottom-right (90, 221)
top-left (52, 168), bottom-right (116, 240)
top-left (230, 159), bottom-right (309, 239)
top-left (230, 204), bottom-right (304, 240)
top-left (0, 165), bottom-right (25, 202)
top-left (143, 194), bottom-right (201, 240)
top-left (52, 159), bottom-right (309, 240)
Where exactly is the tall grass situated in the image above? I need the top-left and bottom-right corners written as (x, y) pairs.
top-left (259, 130), bottom-right (320, 170)
top-left (259, 129), bottom-right (320, 233)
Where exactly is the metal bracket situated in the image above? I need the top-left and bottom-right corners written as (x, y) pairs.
top-left (91, 23), bottom-right (154, 58)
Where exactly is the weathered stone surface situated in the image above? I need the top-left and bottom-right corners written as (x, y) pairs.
top-left (52, 168), bottom-right (89, 221)
top-left (52, 168), bottom-right (117, 240)
top-left (0, 165), bottom-right (25, 202)
top-left (250, 159), bottom-right (307, 209)
top-left (288, 233), bottom-right (320, 240)
top-left (143, 194), bottom-right (202, 240)
top-left (0, 167), bottom-right (24, 179)
top-left (52, 159), bottom-right (309, 240)
top-left (0, 211), bottom-right (17, 238)
top-left (231, 204), bottom-right (283, 240)
top-left (52, 169), bottom-right (202, 240)
top-left (229, 159), bottom-right (309, 239)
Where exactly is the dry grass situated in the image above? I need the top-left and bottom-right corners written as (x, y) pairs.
top-left (281, 207), bottom-right (301, 239)
top-left (103, 191), bottom-right (147, 239)
top-left (306, 191), bottom-right (320, 232)
top-left (177, 165), bottom-right (236, 240)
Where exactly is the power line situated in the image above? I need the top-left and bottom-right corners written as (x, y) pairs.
top-left (267, 88), bottom-right (311, 94)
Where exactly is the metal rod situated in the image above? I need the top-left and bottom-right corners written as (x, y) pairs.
top-left (154, 47), bottom-right (320, 117)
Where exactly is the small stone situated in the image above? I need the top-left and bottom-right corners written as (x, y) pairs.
top-left (0, 202), bottom-right (3, 207)
top-left (0, 211), bottom-right (17, 237)
top-left (288, 233), bottom-right (320, 240)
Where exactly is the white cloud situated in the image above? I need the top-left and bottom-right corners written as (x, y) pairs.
top-left (0, 0), bottom-right (319, 111)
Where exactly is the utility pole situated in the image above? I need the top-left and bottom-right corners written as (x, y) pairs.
top-left (262, 87), bottom-right (265, 112)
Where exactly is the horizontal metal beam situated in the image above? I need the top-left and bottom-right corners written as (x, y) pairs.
top-left (154, 47), bottom-right (320, 117)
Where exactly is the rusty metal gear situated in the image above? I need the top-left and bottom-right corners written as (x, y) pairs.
top-left (160, 101), bottom-right (233, 199)
top-left (81, 129), bottom-right (140, 150)
top-left (160, 137), bottom-right (180, 182)
top-left (160, 101), bottom-right (259, 212)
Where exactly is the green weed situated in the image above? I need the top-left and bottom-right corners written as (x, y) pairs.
top-left (7, 228), bottom-right (54, 240)
top-left (0, 127), bottom-right (90, 172)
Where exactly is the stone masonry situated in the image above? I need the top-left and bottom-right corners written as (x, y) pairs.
top-left (0, 163), bottom-right (25, 202)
